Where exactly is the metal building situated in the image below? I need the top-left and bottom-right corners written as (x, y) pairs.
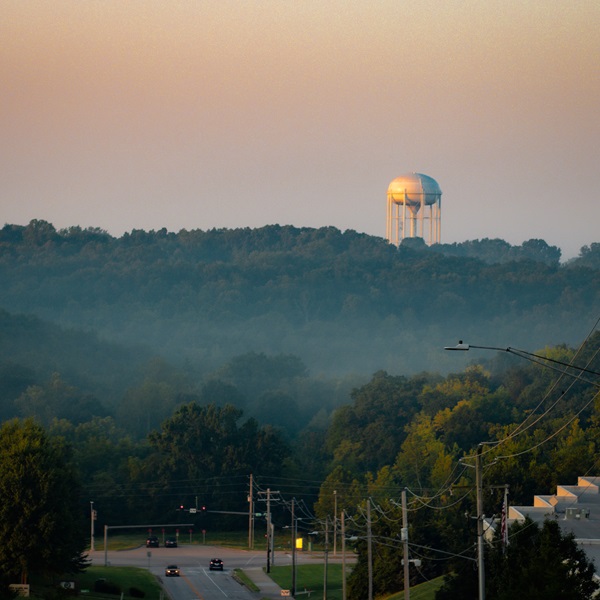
top-left (386, 173), bottom-right (442, 246)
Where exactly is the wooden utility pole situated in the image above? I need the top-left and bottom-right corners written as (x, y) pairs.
top-left (402, 489), bottom-right (410, 600)
top-left (476, 445), bottom-right (485, 600)
top-left (291, 498), bottom-right (297, 597)
top-left (341, 510), bottom-right (347, 600)
top-left (333, 490), bottom-right (337, 556)
top-left (367, 500), bottom-right (373, 600)
top-left (266, 488), bottom-right (272, 572)
top-left (323, 515), bottom-right (329, 600)
top-left (248, 474), bottom-right (254, 549)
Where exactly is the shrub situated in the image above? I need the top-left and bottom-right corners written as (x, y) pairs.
top-left (93, 579), bottom-right (121, 595)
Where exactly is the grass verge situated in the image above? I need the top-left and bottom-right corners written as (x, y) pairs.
top-left (268, 564), bottom-right (344, 600)
top-left (233, 569), bottom-right (260, 592)
top-left (265, 564), bottom-right (443, 600)
top-left (383, 575), bottom-right (444, 600)
top-left (73, 566), bottom-right (162, 600)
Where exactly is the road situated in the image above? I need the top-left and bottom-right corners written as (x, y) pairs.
top-left (89, 543), bottom-right (294, 600)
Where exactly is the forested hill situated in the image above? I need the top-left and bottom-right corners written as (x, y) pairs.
top-left (0, 220), bottom-right (598, 375)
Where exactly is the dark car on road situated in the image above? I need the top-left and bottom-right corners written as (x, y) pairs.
top-left (146, 536), bottom-right (159, 548)
top-left (165, 565), bottom-right (180, 577)
top-left (209, 558), bottom-right (224, 571)
top-left (165, 538), bottom-right (178, 548)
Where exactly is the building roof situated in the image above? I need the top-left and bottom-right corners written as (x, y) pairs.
top-left (504, 476), bottom-right (600, 571)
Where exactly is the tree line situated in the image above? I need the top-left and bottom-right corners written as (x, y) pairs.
top-left (0, 220), bottom-right (598, 375)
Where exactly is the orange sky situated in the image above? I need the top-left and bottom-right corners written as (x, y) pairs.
top-left (2, 1), bottom-right (599, 258)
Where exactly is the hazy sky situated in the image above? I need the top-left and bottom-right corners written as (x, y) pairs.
top-left (2, 1), bottom-right (599, 259)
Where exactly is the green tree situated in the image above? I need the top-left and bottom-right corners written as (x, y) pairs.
top-left (22, 219), bottom-right (59, 246)
top-left (146, 403), bottom-right (289, 518)
top-left (514, 239), bottom-right (561, 265)
top-left (570, 242), bottom-right (600, 269)
top-left (392, 413), bottom-right (457, 492)
top-left (50, 417), bottom-right (147, 525)
top-left (327, 371), bottom-right (430, 476)
top-left (436, 518), bottom-right (599, 600)
top-left (15, 373), bottom-right (108, 427)
top-left (0, 419), bottom-right (87, 584)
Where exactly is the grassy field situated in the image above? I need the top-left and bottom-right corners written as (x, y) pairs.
top-left (31, 567), bottom-right (163, 600)
top-left (264, 564), bottom-right (444, 600)
top-left (383, 576), bottom-right (445, 600)
top-left (268, 563), bottom-right (344, 599)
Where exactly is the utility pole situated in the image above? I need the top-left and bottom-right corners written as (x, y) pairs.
top-left (402, 489), bottom-right (410, 600)
top-left (333, 490), bottom-right (337, 556)
top-left (104, 525), bottom-right (108, 567)
top-left (271, 521), bottom-right (275, 566)
top-left (341, 510), bottom-right (347, 600)
top-left (257, 488), bottom-right (280, 572)
top-left (90, 501), bottom-right (95, 552)
top-left (266, 488), bottom-right (272, 573)
top-left (323, 515), bottom-right (329, 600)
top-left (476, 444), bottom-right (485, 600)
top-left (502, 484), bottom-right (509, 553)
top-left (291, 498), bottom-right (297, 598)
top-left (367, 500), bottom-right (373, 600)
top-left (248, 474), bottom-right (254, 549)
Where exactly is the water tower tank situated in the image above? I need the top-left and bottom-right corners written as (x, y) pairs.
top-left (386, 173), bottom-right (442, 246)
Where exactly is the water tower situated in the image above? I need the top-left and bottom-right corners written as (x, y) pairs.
top-left (386, 173), bottom-right (442, 246)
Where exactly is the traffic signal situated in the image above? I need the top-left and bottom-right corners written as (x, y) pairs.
top-left (177, 505), bottom-right (185, 511)
top-left (201, 505), bottom-right (207, 512)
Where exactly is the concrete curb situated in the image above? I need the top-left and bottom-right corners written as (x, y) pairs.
top-left (242, 566), bottom-right (285, 599)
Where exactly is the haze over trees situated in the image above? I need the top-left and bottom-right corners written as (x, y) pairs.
top-left (0, 220), bottom-right (598, 377)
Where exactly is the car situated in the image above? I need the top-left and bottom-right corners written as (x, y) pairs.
top-left (165, 538), bottom-right (178, 548)
top-left (146, 536), bottom-right (159, 548)
top-left (209, 558), bottom-right (224, 571)
top-left (165, 565), bottom-right (180, 577)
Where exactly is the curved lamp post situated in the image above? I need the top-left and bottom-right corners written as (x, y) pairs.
top-left (444, 341), bottom-right (600, 385)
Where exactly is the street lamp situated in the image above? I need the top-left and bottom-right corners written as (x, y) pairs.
top-left (445, 341), bottom-right (600, 385)
top-left (307, 525), bottom-right (330, 600)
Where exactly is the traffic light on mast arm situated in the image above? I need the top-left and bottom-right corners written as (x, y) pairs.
top-left (177, 504), bottom-right (207, 513)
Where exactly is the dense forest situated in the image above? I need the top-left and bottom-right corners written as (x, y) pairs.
top-left (1, 220), bottom-right (599, 377)
top-left (1, 219), bottom-right (600, 597)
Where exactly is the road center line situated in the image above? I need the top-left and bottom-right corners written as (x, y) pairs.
top-left (181, 572), bottom-right (206, 599)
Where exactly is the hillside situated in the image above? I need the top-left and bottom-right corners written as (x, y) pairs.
top-left (0, 220), bottom-right (598, 376)
top-left (0, 308), bottom-right (152, 414)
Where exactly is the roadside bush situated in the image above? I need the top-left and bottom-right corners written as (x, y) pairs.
top-left (93, 579), bottom-right (121, 595)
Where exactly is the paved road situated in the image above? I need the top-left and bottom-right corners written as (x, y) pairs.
top-left (89, 543), bottom-right (292, 600)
